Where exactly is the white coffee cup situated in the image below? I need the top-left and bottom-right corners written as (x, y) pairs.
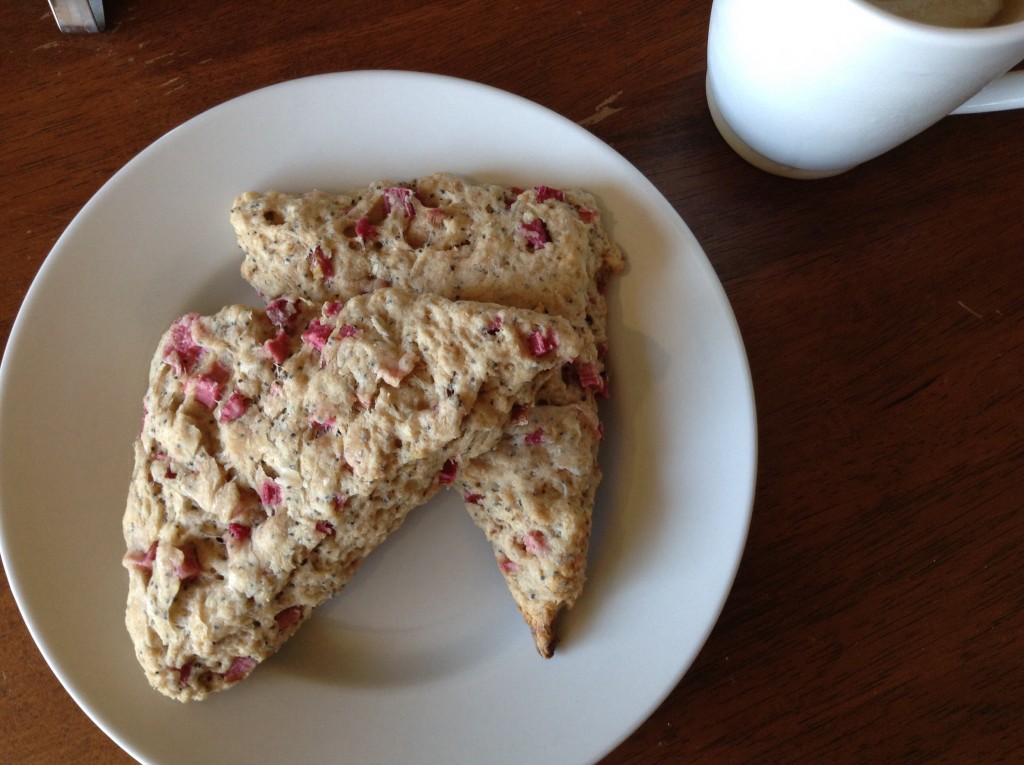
top-left (706, 0), bottom-right (1024, 178)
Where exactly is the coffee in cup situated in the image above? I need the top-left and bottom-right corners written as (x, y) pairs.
top-left (870, 0), bottom-right (1024, 27)
top-left (870, 1), bottom-right (1004, 28)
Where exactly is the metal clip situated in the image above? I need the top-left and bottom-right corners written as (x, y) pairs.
top-left (48, 0), bottom-right (105, 33)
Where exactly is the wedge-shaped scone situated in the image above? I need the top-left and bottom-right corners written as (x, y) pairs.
top-left (230, 173), bottom-right (624, 657)
top-left (459, 403), bottom-right (602, 656)
top-left (231, 172), bottom-right (623, 405)
top-left (123, 288), bottom-right (580, 700)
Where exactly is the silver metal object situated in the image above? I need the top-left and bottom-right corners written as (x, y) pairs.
top-left (48, 0), bottom-right (105, 33)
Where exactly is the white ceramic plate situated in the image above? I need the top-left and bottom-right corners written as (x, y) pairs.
top-left (0, 71), bottom-right (755, 765)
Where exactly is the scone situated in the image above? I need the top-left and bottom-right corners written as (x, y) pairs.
top-left (458, 403), bottom-right (602, 657)
top-left (230, 173), bottom-right (624, 655)
top-left (231, 173), bottom-right (622, 390)
top-left (123, 288), bottom-right (580, 700)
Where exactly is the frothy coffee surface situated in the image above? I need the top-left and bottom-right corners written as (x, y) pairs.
top-left (870, 0), bottom-right (1003, 27)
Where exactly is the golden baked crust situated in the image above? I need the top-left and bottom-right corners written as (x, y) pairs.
top-left (123, 289), bottom-right (580, 700)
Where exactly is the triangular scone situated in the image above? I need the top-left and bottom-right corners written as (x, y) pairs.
top-left (458, 404), bottom-right (602, 657)
top-left (230, 174), bottom-right (624, 656)
top-left (123, 288), bottom-right (580, 701)
top-left (231, 172), bottom-right (624, 406)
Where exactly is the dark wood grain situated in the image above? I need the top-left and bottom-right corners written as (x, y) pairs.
top-left (2, 2), bottom-right (1022, 763)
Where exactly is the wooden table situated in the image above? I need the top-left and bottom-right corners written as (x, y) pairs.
top-left (2, 2), bottom-right (1022, 763)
